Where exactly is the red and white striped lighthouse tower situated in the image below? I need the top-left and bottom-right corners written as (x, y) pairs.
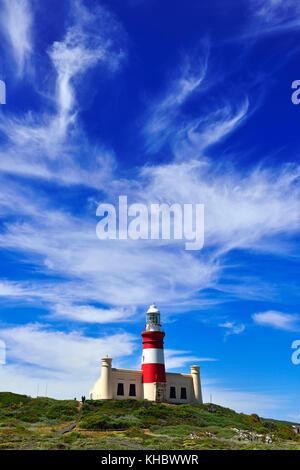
top-left (141, 305), bottom-right (167, 402)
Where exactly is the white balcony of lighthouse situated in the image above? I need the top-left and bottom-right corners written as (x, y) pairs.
top-left (145, 304), bottom-right (162, 331)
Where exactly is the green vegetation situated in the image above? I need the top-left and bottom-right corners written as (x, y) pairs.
top-left (79, 400), bottom-right (300, 438)
top-left (1, 392), bottom-right (300, 450)
top-left (0, 392), bottom-right (78, 426)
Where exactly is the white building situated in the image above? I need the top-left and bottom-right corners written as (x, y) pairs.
top-left (89, 305), bottom-right (203, 404)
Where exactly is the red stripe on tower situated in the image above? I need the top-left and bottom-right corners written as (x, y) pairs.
top-left (141, 330), bottom-right (165, 349)
top-left (142, 363), bottom-right (166, 383)
top-left (141, 305), bottom-right (167, 401)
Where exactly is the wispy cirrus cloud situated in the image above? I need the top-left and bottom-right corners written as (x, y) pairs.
top-left (253, 0), bottom-right (298, 26)
top-left (173, 99), bottom-right (249, 159)
top-left (219, 321), bottom-right (246, 338)
top-left (253, 311), bottom-right (300, 331)
top-left (142, 45), bottom-right (256, 162)
top-left (0, 152), bottom-right (298, 314)
top-left (0, 221), bottom-right (217, 307)
top-left (0, 280), bottom-right (137, 324)
top-left (140, 160), bottom-right (300, 254)
top-left (143, 45), bottom-right (209, 152)
top-left (0, 0), bottom-right (33, 77)
top-left (47, 0), bottom-right (126, 142)
top-left (0, 0), bottom-right (126, 185)
top-left (246, 0), bottom-right (300, 37)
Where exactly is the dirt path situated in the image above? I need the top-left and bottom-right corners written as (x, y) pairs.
top-left (56, 402), bottom-right (82, 435)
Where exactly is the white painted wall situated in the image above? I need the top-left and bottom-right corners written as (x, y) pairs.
top-left (111, 369), bottom-right (143, 400)
top-left (165, 373), bottom-right (194, 404)
top-left (89, 361), bottom-right (203, 404)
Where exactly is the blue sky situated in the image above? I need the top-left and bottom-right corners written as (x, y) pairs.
top-left (0, 0), bottom-right (299, 421)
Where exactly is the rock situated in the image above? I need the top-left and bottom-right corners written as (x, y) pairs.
top-left (230, 428), bottom-right (273, 443)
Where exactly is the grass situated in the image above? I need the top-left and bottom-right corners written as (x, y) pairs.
top-left (0, 392), bottom-right (79, 426)
top-left (1, 392), bottom-right (300, 450)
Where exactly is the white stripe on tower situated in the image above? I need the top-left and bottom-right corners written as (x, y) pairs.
top-left (142, 348), bottom-right (165, 364)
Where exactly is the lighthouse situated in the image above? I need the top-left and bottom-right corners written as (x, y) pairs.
top-left (89, 304), bottom-right (203, 403)
top-left (141, 304), bottom-right (167, 402)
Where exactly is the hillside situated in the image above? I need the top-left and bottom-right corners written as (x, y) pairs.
top-left (0, 392), bottom-right (300, 450)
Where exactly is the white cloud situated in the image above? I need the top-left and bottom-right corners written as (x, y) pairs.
top-left (0, 0), bottom-right (298, 341)
top-left (0, 144), bottom-right (115, 188)
top-left (0, 281), bottom-right (137, 324)
top-left (253, 0), bottom-right (297, 25)
top-left (143, 46), bottom-right (209, 152)
top-left (0, 340), bottom-right (5, 365)
top-left (0, 153), bottom-right (298, 312)
top-left (174, 99), bottom-right (249, 158)
top-left (244, 0), bottom-right (300, 38)
top-left (0, 323), bottom-right (137, 398)
top-left (219, 321), bottom-right (246, 337)
top-left (47, 0), bottom-right (126, 141)
top-left (0, 0), bottom-right (298, 419)
top-left (140, 160), bottom-right (300, 254)
top-left (252, 311), bottom-right (300, 331)
top-left (0, 281), bottom-right (30, 297)
top-left (0, 178), bottom-right (218, 307)
top-left (50, 304), bottom-right (137, 324)
top-left (1, 0), bottom-right (32, 76)
top-left (0, 0), bottom-right (125, 186)
top-left (164, 349), bottom-right (217, 370)
top-left (0, 9), bottom-right (297, 317)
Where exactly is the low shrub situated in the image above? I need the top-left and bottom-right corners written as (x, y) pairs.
top-left (80, 415), bottom-right (133, 430)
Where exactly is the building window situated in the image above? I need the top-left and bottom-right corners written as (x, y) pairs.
top-left (169, 386), bottom-right (176, 399)
top-left (180, 387), bottom-right (187, 400)
top-left (117, 383), bottom-right (124, 396)
top-left (129, 384), bottom-right (136, 397)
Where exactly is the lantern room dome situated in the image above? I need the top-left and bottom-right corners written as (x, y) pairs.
top-left (146, 304), bottom-right (160, 314)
